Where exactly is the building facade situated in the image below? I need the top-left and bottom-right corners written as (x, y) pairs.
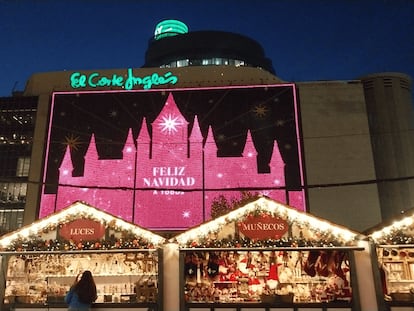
top-left (0, 21), bottom-right (413, 235)
top-left (0, 95), bottom-right (37, 234)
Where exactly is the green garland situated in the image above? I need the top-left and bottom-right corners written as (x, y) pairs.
top-left (6, 234), bottom-right (154, 251)
top-left (184, 235), bottom-right (345, 249)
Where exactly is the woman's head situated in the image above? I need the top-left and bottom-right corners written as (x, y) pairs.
top-left (80, 270), bottom-right (93, 282)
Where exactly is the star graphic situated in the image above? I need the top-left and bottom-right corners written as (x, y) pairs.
top-left (62, 134), bottom-right (82, 151)
top-left (109, 110), bottom-right (118, 117)
top-left (158, 114), bottom-right (183, 135)
top-left (276, 119), bottom-right (286, 126)
top-left (183, 211), bottom-right (190, 218)
top-left (252, 104), bottom-right (269, 118)
top-left (260, 190), bottom-right (270, 196)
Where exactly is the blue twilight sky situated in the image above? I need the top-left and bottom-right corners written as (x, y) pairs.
top-left (0, 0), bottom-right (413, 97)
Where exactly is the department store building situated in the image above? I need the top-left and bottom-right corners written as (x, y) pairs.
top-left (0, 20), bottom-right (413, 235)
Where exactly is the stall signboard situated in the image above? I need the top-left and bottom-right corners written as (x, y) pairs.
top-left (39, 84), bottom-right (306, 231)
top-left (58, 219), bottom-right (106, 242)
top-left (238, 214), bottom-right (288, 240)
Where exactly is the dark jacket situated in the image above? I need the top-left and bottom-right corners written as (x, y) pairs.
top-left (64, 288), bottom-right (92, 310)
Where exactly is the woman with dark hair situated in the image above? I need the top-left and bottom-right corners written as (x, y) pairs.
top-left (65, 270), bottom-right (97, 311)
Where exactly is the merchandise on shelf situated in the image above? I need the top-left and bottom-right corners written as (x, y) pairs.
top-left (3, 251), bottom-right (159, 305)
top-left (377, 247), bottom-right (414, 301)
top-left (183, 249), bottom-right (352, 303)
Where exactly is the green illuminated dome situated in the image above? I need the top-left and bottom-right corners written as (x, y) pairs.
top-left (154, 19), bottom-right (189, 40)
top-left (144, 24), bottom-right (275, 74)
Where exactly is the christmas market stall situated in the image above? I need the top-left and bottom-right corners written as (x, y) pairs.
top-left (170, 196), bottom-right (378, 311)
top-left (0, 201), bottom-right (166, 311)
top-left (367, 208), bottom-right (414, 310)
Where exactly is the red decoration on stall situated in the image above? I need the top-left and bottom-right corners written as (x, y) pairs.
top-left (59, 219), bottom-right (106, 242)
top-left (238, 215), bottom-right (289, 240)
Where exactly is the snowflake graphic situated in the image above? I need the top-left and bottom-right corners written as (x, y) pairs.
top-left (158, 114), bottom-right (183, 135)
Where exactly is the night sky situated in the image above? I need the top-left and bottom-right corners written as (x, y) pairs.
top-left (1, 0), bottom-right (413, 97)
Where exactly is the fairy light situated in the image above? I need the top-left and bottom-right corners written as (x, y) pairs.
top-left (399, 216), bottom-right (413, 227)
top-left (0, 201), bottom-right (166, 250)
top-left (172, 196), bottom-right (360, 247)
top-left (370, 214), bottom-right (414, 244)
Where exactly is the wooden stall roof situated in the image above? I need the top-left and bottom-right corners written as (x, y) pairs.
top-left (366, 207), bottom-right (414, 246)
top-left (0, 201), bottom-right (166, 252)
top-left (171, 196), bottom-right (365, 249)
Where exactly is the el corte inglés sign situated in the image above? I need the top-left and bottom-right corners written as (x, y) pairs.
top-left (70, 68), bottom-right (178, 90)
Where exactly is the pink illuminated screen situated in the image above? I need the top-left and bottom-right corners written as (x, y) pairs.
top-left (40, 85), bottom-right (306, 230)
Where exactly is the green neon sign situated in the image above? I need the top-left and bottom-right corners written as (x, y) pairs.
top-left (154, 19), bottom-right (188, 40)
top-left (70, 69), bottom-right (178, 90)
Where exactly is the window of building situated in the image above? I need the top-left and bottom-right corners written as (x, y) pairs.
top-left (235, 60), bottom-right (245, 67)
top-left (0, 182), bottom-right (27, 203)
top-left (159, 58), bottom-right (249, 69)
top-left (16, 157), bottom-right (30, 177)
top-left (213, 58), bottom-right (222, 65)
top-left (0, 208), bottom-right (24, 235)
top-left (176, 59), bottom-right (189, 67)
top-left (202, 59), bottom-right (213, 65)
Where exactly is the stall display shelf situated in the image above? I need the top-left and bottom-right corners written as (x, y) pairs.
top-left (379, 250), bottom-right (414, 297)
top-left (3, 251), bottom-right (159, 306)
top-left (182, 249), bottom-right (353, 306)
top-left (183, 301), bottom-right (353, 311)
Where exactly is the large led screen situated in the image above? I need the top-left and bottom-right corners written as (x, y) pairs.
top-left (40, 84), bottom-right (305, 230)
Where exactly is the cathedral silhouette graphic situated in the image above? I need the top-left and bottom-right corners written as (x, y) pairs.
top-left (40, 91), bottom-right (304, 230)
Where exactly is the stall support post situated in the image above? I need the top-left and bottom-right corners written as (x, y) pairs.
top-left (368, 241), bottom-right (388, 311)
top-left (0, 255), bottom-right (7, 311)
top-left (163, 243), bottom-right (180, 311)
top-left (157, 248), bottom-right (164, 311)
top-left (354, 240), bottom-right (379, 311)
top-left (348, 249), bottom-right (362, 311)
